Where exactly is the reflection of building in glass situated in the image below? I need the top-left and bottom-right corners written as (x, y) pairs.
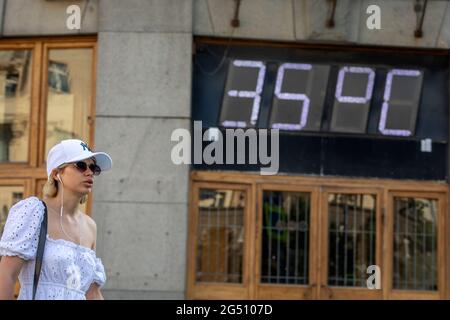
top-left (327, 194), bottom-right (376, 287)
top-left (45, 49), bottom-right (92, 156)
top-left (48, 61), bottom-right (70, 94)
top-left (261, 191), bottom-right (310, 285)
top-left (393, 198), bottom-right (438, 291)
top-left (197, 189), bottom-right (245, 283)
top-left (0, 188), bottom-right (23, 237)
top-left (0, 50), bottom-right (31, 163)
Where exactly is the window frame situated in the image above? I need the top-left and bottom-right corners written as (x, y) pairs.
top-left (188, 171), bottom-right (449, 300)
top-left (0, 37), bottom-right (97, 299)
top-left (385, 191), bottom-right (447, 300)
top-left (255, 183), bottom-right (320, 300)
top-left (187, 181), bottom-right (254, 300)
top-left (0, 36), bottom-right (97, 216)
top-left (319, 186), bottom-right (383, 300)
top-left (39, 40), bottom-right (98, 166)
top-left (0, 41), bottom-right (40, 168)
top-left (0, 178), bottom-right (31, 298)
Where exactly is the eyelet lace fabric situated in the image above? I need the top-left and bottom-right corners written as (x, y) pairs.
top-left (0, 197), bottom-right (106, 300)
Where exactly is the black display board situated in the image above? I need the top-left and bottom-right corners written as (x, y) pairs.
top-left (192, 41), bottom-right (449, 180)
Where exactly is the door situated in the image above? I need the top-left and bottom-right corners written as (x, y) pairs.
top-left (384, 191), bottom-right (447, 299)
top-left (318, 187), bottom-right (383, 299)
top-left (255, 184), bottom-right (319, 299)
top-left (187, 182), bottom-right (253, 299)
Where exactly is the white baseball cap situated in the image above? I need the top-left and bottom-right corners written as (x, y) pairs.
top-left (46, 139), bottom-right (113, 177)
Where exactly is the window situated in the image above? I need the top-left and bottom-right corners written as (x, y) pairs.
top-left (387, 192), bottom-right (446, 299)
top-left (188, 172), bottom-right (448, 300)
top-left (0, 37), bottom-right (96, 208)
top-left (0, 39), bottom-right (96, 234)
top-left (44, 47), bottom-right (94, 159)
top-left (261, 190), bottom-right (310, 285)
top-left (0, 184), bottom-right (24, 235)
top-left (327, 193), bottom-right (376, 287)
top-left (196, 188), bottom-right (246, 283)
top-left (0, 50), bottom-right (32, 163)
top-left (393, 197), bottom-right (438, 291)
top-left (0, 37), bottom-right (96, 299)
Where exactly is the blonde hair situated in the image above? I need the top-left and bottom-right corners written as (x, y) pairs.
top-left (43, 165), bottom-right (87, 204)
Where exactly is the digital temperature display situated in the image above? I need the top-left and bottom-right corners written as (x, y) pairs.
top-left (219, 60), bottom-right (423, 136)
top-left (193, 41), bottom-right (449, 180)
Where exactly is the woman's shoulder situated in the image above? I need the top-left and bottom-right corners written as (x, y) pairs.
top-left (0, 197), bottom-right (45, 260)
top-left (7, 196), bottom-right (45, 224)
top-left (83, 213), bottom-right (97, 234)
top-left (79, 212), bottom-right (97, 250)
top-left (11, 196), bottom-right (44, 212)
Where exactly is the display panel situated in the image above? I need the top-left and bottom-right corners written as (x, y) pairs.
top-left (219, 59), bottom-right (423, 136)
top-left (269, 63), bottom-right (330, 131)
top-left (192, 41), bottom-right (448, 180)
top-left (330, 66), bottom-right (376, 133)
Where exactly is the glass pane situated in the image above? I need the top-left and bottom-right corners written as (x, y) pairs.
top-left (0, 186), bottom-right (24, 237)
top-left (328, 193), bottom-right (376, 287)
top-left (45, 48), bottom-right (93, 159)
top-left (261, 191), bottom-right (310, 285)
top-left (196, 188), bottom-right (246, 283)
top-left (393, 197), bottom-right (438, 291)
top-left (0, 50), bottom-right (32, 162)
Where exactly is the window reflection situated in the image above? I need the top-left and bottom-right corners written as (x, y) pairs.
top-left (0, 50), bottom-right (32, 162)
top-left (328, 193), bottom-right (377, 287)
top-left (45, 48), bottom-right (93, 158)
top-left (0, 186), bottom-right (24, 237)
top-left (261, 191), bottom-right (310, 285)
top-left (393, 197), bottom-right (438, 291)
top-left (196, 188), bottom-right (246, 283)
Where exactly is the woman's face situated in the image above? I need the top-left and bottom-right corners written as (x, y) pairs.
top-left (55, 158), bottom-right (97, 196)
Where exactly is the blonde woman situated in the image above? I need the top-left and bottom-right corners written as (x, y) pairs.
top-left (0, 139), bottom-right (112, 300)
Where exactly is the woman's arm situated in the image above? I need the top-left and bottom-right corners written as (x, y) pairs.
top-left (0, 256), bottom-right (25, 300)
top-left (85, 282), bottom-right (104, 300)
top-left (84, 215), bottom-right (105, 300)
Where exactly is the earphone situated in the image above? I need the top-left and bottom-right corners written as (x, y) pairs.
top-left (53, 171), bottom-right (82, 246)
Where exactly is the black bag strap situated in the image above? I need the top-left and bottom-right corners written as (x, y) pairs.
top-left (32, 200), bottom-right (48, 300)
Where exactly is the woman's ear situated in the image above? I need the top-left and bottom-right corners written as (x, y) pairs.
top-left (51, 169), bottom-right (60, 182)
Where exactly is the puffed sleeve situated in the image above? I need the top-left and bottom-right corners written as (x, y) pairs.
top-left (93, 257), bottom-right (107, 288)
top-left (0, 197), bottom-right (45, 260)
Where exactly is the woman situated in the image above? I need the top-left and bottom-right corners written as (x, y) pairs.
top-left (0, 139), bottom-right (112, 300)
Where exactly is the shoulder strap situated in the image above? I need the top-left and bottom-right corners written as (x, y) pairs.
top-left (32, 200), bottom-right (48, 300)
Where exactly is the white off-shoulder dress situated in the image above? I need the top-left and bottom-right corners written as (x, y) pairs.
top-left (0, 197), bottom-right (106, 300)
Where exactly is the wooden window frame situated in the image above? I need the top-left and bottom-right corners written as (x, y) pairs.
top-left (0, 178), bottom-right (31, 298)
top-left (187, 181), bottom-right (254, 300)
top-left (255, 183), bottom-right (319, 300)
top-left (39, 40), bottom-right (98, 166)
top-left (188, 171), bottom-right (449, 300)
top-left (0, 36), bottom-right (97, 216)
top-left (319, 186), bottom-right (383, 300)
top-left (384, 191), bottom-right (447, 300)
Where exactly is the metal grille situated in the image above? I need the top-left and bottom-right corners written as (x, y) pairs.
top-left (261, 191), bottom-right (310, 285)
top-left (328, 193), bottom-right (376, 287)
top-left (393, 197), bottom-right (438, 291)
top-left (195, 188), bottom-right (246, 283)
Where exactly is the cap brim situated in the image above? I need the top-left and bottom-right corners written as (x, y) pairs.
top-left (66, 152), bottom-right (113, 172)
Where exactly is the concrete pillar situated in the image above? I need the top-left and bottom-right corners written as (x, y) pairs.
top-left (93, 0), bottom-right (193, 299)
